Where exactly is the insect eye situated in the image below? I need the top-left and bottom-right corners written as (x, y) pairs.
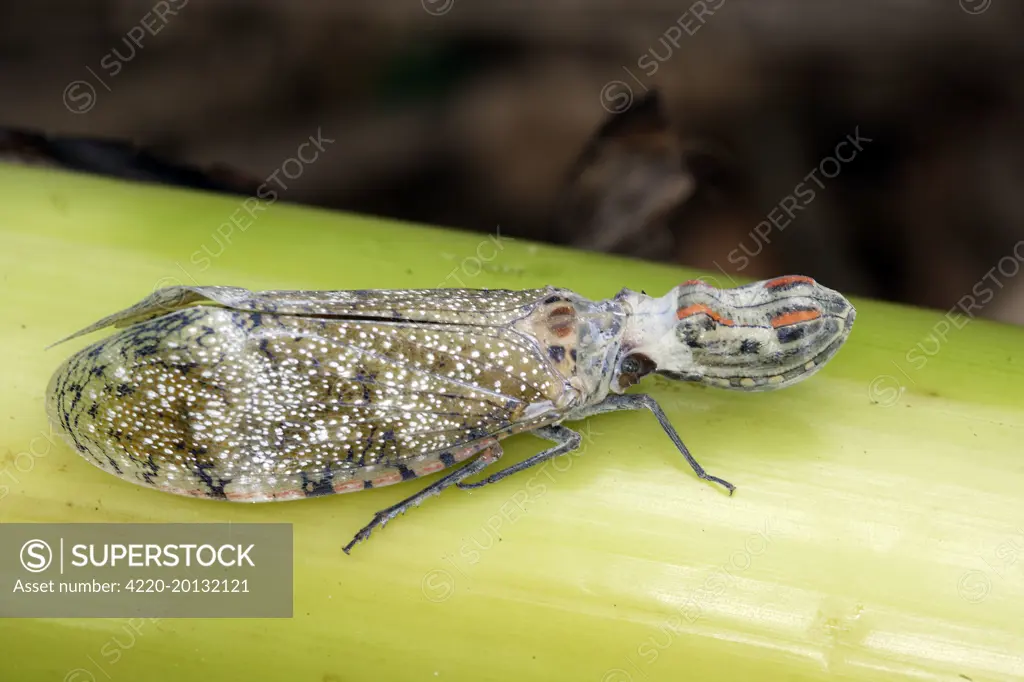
top-left (619, 353), bottom-right (656, 379)
top-left (621, 356), bottom-right (642, 374)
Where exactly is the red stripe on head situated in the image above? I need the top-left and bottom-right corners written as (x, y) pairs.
top-left (765, 275), bottom-right (816, 289)
top-left (677, 303), bottom-right (734, 326)
top-left (771, 309), bottom-right (821, 328)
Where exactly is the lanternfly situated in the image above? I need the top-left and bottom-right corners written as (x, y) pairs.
top-left (46, 276), bottom-right (855, 553)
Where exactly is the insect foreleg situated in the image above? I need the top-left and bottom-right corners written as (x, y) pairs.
top-left (343, 444), bottom-right (504, 554)
top-left (576, 394), bottom-right (735, 495)
top-left (456, 425), bottom-right (582, 490)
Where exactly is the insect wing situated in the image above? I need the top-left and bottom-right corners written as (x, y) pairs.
top-left (47, 288), bottom-right (574, 500)
top-left (52, 286), bottom-right (562, 345)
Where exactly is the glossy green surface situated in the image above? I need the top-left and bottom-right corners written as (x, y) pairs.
top-left (1, 165), bottom-right (1022, 682)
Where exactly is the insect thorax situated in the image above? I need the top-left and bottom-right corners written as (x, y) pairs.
top-left (511, 291), bottom-right (629, 417)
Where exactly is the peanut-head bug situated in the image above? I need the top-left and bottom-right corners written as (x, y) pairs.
top-left (46, 277), bottom-right (855, 552)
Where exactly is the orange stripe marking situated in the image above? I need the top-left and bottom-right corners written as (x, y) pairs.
top-left (225, 490), bottom-right (260, 501)
top-left (676, 303), bottom-right (734, 326)
top-left (765, 275), bottom-right (816, 288)
top-left (680, 279), bottom-right (710, 287)
top-left (418, 461), bottom-right (445, 475)
top-left (372, 472), bottom-right (403, 487)
top-left (334, 480), bottom-right (364, 494)
top-left (771, 309), bottom-right (821, 328)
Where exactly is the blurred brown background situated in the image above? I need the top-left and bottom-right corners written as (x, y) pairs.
top-left (1, 0), bottom-right (1023, 322)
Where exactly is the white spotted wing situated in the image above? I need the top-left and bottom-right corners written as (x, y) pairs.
top-left (46, 287), bottom-right (579, 500)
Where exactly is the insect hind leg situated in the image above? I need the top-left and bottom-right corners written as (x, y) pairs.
top-left (456, 425), bottom-right (580, 490)
top-left (342, 444), bottom-right (503, 554)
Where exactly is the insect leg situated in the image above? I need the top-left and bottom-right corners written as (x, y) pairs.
top-left (576, 394), bottom-right (735, 495)
top-left (342, 444), bottom-right (503, 554)
top-left (456, 425), bottom-right (581, 490)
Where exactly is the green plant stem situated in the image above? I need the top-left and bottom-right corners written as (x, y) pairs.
top-left (1, 165), bottom-right (1022, 682)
